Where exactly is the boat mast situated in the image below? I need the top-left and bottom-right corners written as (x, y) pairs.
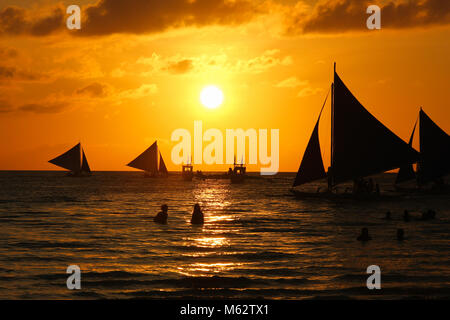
top-left (329, 62), bottom-right (336, 190)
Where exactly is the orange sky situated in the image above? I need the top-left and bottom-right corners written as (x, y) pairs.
top-left (0, 0), bottom-right (449, 172)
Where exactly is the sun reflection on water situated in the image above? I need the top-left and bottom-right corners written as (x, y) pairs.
top-left (194, 237), bottom-right (228, 247)
top-left (176, 262), bottom-right (244, 276)
top-left (194, 185), bottom-right (231, 210)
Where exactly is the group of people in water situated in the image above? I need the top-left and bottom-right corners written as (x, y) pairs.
top-left (153, 203), bottom-right (204, 225)
top-left (153, 202), bottom-right (438, 241)
top-left (357, 209), bottom-right (438, 242)
top-left (393, 209), bottom-right (437, 222)
top-left (353, 177), bottom-right (380, 195)
top-left (357, 227), bottom-right (406, 242)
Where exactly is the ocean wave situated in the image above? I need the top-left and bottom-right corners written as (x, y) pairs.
top-left (234, 251), bottom-right (298, 261)
top-left (10, 240), bottom-right (102, 249)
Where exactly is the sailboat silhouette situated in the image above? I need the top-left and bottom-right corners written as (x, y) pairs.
top-left (49, 143), bottom-right (91, 177)
top-left (127, 141), bottom-right (168, 178)
top-left (396, 108), bottom-right (450, 190)
top-left (292, 63), bottom-right (419, 199)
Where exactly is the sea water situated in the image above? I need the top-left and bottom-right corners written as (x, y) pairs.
top-left (0, 171), bottom-right (448, 299)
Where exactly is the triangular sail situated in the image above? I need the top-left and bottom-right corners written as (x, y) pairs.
top-left (417, 109), bottom-right (450, 185)
top-left (395, 118), bottom-right (418, 184)
top-left (293, 91), bottom-right (329, 187)
top-left (127, 141), bottom-right (158, 173)
top-left (81, 149), bottom-right (91, 173)
top-left (330, 72), bottom-right (420, 185)
top-left (49, 143), bottom-right (81, 172)
top-left (159, 152), bottom-right (168, 175)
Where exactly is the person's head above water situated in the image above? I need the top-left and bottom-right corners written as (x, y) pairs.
top-left (357, 227), bottom-right (371, 241)
top-left (161, 204), bottom-right (168, 212)
top-left (193, 203), bottom-right (202, 213)
top-left (397, 228), bottom-right (404, 240)
top-left (361, 228), bottom-right (369, 236)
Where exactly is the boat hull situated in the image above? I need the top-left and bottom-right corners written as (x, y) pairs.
top-left (290, 189), bottom-right (400, 201)
top-left (67, 171), bottom-right (91, 177)
top-left (394, 184), bottom-right (450, 195)
top-left (230, 174), bottom-right (245, 184)
top-left (182, 173), bottom-right (194, 181)
top-left (144, 172), bottom-right (168, 178)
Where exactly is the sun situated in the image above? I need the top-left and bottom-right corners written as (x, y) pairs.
top-left (200, 85), bottom-right (224, 109)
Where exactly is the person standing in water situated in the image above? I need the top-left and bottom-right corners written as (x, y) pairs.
top-left (357, 228), bottom-right (372, 241)
top-left (403, 210), bottom-right (410, 222)
top-left (191, 203), bottom-right (204, 225)
top-left (154, 204), bottom-right (168, 224)
top-left (397, 229), bottom-right (405, 241)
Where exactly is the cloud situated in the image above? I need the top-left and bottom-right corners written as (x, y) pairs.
top-left (117, 84), bottom-right (158, 100)
top-left (165, 59), bottom-right (194, 74)
top-left (76, 82), bottom-right (111, 97)
top-left (18, 102), bottom-right (69, 114)
top-left (286, 0), bottom-right (450, 35)
top-left (72, 82), bottom-right (158, 108)
top-left (0, 6), bottom-right (64, 36)
top-left (1, 1), bottom-right (258, 37)
top-left (0, 0), bottom-right (449, 39)
top-left (275, 76), bottom-right (308, 88)
top-left (132, 50), bottom-right (292, 76)
top-left (0, 99), bottom-right (14, 113)
top-left (0, 79), bottom-right (159, 115)
top-left (235, 51), bottom-right (292, 74)
top-left (0, 90), bottom-right (70, 114)
top-left (274, 76), bottom-right (323, 97)
top-left (0, 65), bottom-right (43, 82)
top-left (0, 46), bottom-right (18, 59)
top-left (297, 86), bottom-right (323, 97)
top-left (79, 0), bottom-right (259, 36)
top-left (75, 81), bottom-right (157, 101)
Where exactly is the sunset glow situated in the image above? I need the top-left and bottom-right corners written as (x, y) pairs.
top-left (0, 0), bottom-right (448, 173)
top-left (1, 0), bottom-right (449, 305)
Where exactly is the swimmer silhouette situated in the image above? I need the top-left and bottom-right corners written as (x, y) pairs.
top-left (191, 203), bottom-right (204, 225)
top-left (384, 211), bottom-right (392, 220)
top-left (428, 210), bottom-right (436, 219)
top-left (357, 228), bottom-right (372, 241)
top-left (397, 228), bottom-right (405, 241)
top-left (403, 210), bottom-right (410, 222)
top-left (421, 209), bottom-right (436, 220)
top-left (154, 204), bottom-right (168, 224)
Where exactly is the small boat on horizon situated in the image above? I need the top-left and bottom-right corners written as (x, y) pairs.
top-left (229, 157), bottom-right (246, 184)
top-left (182, 158), bottom-right (194, 181)
top-left (291, 63), bottom-right (419, 200)
top-left (48, 143), bottom-right (92, 177)
top-left (395, 108), bottom-right (450, 192)
top-left (127, 141), bottom-right (168, 178)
